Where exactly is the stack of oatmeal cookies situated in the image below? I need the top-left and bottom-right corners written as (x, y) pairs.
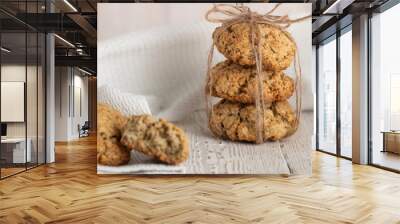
top-left (208, 22), bottom-right (298, 143)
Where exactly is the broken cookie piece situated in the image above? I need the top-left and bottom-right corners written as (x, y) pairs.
top-left (97, 103), bottom-right (131, 166)
top-left (121, 115), bottom-right (189, 165)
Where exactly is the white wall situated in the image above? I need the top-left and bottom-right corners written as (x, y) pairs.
top-left (71, 73), bottom-right (89, 138)
top-left (1, 65), bottom-right (26, 139)
top-left (1, 65), bottom-right (42, 137)
top-left (54, 67), bottom-right (89, 141)
top-left (55, 66), bottom-right (69, 141)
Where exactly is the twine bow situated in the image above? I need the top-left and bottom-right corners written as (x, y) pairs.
top-left (205, 3), bottom-right (311, 144)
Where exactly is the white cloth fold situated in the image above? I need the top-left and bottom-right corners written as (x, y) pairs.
top-left (98, 85), bottom-right (152, 116)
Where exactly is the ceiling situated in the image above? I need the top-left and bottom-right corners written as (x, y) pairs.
top-left (0, 0), bottom-right (394, 74)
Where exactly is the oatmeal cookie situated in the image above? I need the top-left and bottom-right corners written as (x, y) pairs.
top-left (213, 22), bottom-right (296, 71)
top-left (97, 103), bottom-right (130, 166)
top-left (209, 100), bottom-right (297, 142)
top-left (121, 115), bottom-right (189, 165)
top-left (209, 61), bottom-right (295, 103)
top-left (97, 138), bottom-right (130, 166)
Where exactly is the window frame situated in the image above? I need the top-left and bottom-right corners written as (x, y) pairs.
top-left (0, 0), bottom-right (48, 180)
top-left (315, 24), bottom-right (353, 161)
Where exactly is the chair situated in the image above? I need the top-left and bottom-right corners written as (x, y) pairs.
top-left (78, 121), bottom-right (90, 138)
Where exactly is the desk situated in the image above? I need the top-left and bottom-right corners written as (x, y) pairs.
top-left (381, 131), bottom-right (400, 154)
top-left (1, 138), bottom-right (31, 163)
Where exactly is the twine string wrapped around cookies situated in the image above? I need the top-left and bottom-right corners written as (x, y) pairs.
top-left (205, 3), bottom-right (310, 144)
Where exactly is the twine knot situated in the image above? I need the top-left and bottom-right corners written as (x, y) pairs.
top-left (205, 3), bottom-right (309, 29)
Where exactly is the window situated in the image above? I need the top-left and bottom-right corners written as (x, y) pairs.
top-left (370, 2), bottom-right (400, 171)
top-left (340, 29), bottom-right (352, 158)
top-left (390, 74), bottom-right (400, 130)
top-left (316, 26), bottom-right (353, 159)
top-left (317, 36), bottom-right (337, 154)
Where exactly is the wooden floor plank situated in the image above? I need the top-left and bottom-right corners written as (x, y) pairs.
top-left (0, 135), bottom-right (399, 223)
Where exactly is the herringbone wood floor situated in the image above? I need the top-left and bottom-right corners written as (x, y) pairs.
top-left (1, 136), bottom-right (400, 224)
